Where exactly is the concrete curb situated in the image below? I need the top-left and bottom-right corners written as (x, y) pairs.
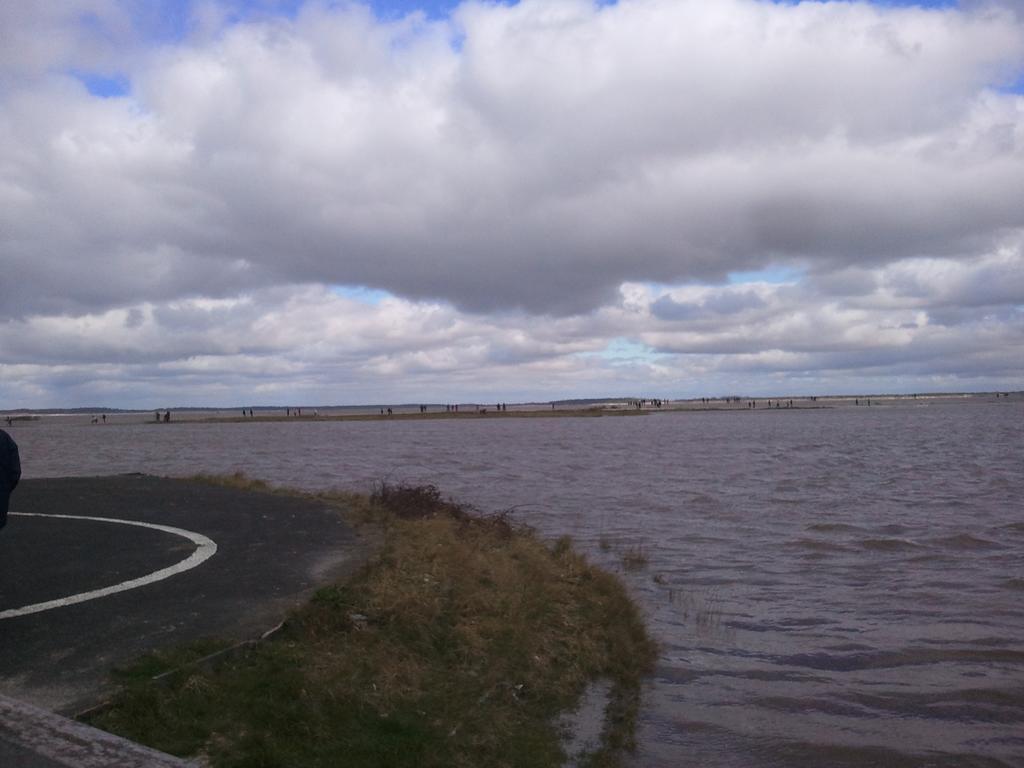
top-left (0, 693), bottom-right (198, 767)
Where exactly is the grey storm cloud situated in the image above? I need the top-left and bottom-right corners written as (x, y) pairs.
top-left (651, 289), bottom-right (767, 321)
top-left (1, 0), bottom-right (1023, 320)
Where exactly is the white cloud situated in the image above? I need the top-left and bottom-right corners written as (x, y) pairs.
top-left (1, 0), bottom-right (1023, 405)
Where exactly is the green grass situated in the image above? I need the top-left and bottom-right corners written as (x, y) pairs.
top-left (86, 481), bottom-right (657, 768)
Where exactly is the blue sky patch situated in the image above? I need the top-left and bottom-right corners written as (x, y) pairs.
top-left (370, 0), bottom-right (459, 20)
top-left (999, 70), bottom-right (1024, 95)
top-left (728, 266), bottom-right (805, 285)
top-left (597, 337), bottom-right (659, 363)
top-left (330, 285), bottom-right (393, 305)
top-left (72, 71), bottom-right (131, 98)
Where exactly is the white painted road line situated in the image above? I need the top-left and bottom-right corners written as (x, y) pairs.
top-left (0, 513), bottom-right (218, 621)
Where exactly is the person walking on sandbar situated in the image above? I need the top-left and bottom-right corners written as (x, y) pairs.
top-left (0, 427), bottom-right (21, 530)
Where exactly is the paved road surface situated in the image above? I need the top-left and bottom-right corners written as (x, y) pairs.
top-left (0, 475), bottom-right (364, 714)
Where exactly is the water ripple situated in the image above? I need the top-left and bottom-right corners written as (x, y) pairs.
top-left (13, 398), bottom-right (1024, 767)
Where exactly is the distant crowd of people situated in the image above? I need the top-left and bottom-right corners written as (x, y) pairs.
top-left (630, 399), bottom-right (664, 409)
top-left (745, 399), bottom-right (795, 409)
top-left (367, 403), bottom-right (522, 416)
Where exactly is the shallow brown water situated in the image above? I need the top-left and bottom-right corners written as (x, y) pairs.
top-left (11, 398), bottom-right (1024, 766)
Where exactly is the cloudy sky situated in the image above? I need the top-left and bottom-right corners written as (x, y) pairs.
top-left (1, 0), bottom-right (1022, 408)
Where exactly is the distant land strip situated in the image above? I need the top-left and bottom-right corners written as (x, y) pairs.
top-left (1, 391), bottom-right (1018, 421)
top-left (195, 407), bottom-right (648, 424)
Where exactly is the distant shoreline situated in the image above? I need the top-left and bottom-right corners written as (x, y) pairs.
top-left (196, 407), bottom-right (648, 423)
top-left (2, 391), bottom-right (1018, 424)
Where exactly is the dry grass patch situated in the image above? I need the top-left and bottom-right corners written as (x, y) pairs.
top-left (620, 546), bottom-right (649, 571)
top-left (87, 481), bottom-right (656, 768)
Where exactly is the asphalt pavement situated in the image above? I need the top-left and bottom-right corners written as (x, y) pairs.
top-left (0, 474), bottom-right (366, 765)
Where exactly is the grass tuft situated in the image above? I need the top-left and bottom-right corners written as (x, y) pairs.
top-left (620, 546), bottom-right (649, 571)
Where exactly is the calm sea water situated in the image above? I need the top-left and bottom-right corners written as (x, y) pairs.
top-left (10, 398), bottom-right (1024, 766)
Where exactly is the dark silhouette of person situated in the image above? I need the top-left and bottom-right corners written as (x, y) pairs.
top-left (1, 428), bottom-right (21, 530)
